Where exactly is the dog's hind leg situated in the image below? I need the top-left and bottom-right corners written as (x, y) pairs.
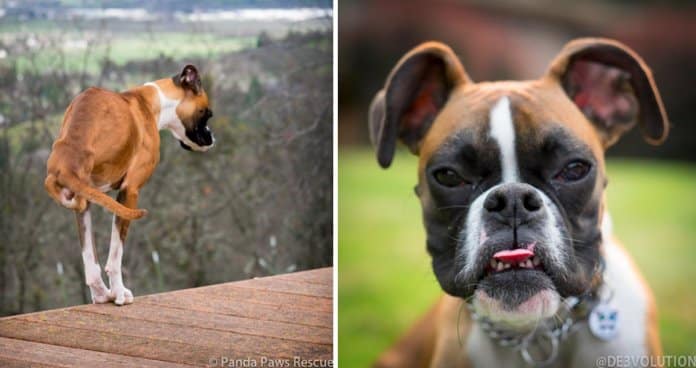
top-left (75, 204), bottom-right (111, 303)
top-left (45, 173), bottom-right (88, 211)
top-left (105, 188), bottom-right (138, 305)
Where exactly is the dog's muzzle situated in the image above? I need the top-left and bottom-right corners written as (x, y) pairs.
top-left (182, 109), bottom-right (214, 151)
top-left (454, 182), bottom-right (575, 332)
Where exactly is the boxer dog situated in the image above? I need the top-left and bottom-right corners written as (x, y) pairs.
top-left (45, 65), bottom-right (214, 305)
top-left (369, 38), bottom-right (667, 367)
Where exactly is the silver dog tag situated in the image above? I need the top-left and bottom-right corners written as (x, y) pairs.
top-left (589, 303), bottom-right (619, 341)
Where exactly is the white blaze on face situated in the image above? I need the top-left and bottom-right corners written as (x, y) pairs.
top-left (461, 95), bottom-right (564, 279)
top-left (489, 96), bottom-right (519, 183)
top-left (462, 96), bottom-right (520, 274)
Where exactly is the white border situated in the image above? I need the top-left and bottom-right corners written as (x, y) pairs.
top-left (332, 0), bottom-right (339, 364)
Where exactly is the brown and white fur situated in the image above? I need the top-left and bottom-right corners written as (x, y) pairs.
top-left (369, 39), bottom-right (666, 367)
top-left (45, 65), bottom-right (214, 305)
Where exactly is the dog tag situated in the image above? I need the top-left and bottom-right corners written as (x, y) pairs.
top-left (588, 303), bottom-right (619, 341)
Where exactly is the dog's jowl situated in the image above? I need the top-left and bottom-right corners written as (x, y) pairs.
top-left (370, 39), bottom-right (668, 367)
top-left (45, 65), bottom-right (214, 305)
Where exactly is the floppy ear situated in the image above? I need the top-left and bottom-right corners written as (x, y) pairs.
top-left (546, 38), bottom-right (669, 147)
top-left (178, 64), bottom-right (202, 94)
top-left (369, 42), bottom-right (470, 168)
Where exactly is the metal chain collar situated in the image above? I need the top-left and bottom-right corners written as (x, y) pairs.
top-left (467, 289), bottom-right (608, 367)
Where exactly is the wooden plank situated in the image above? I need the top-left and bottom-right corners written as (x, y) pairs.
top-left (0, 337), bottom-right (193, 368)
top-left (0, 319), bottom-right (223, 366)
top-left (0, 318), bottom-right (331, 366)
top-left (0, 267), bottom-right (333, 366)
top-left (140, 284), bottom-right (332, 313)
top-left (16, 309), bottom-right (331, 359)
top-left (139, 292), bottom-right (331, 327)
top-left (0, 357), bottom-right (60, 368)
top-left (279, 268), bottom-right (333, 285)
top-left (233, 278), bottom-right (332, 298)
top-left (74, 303), bottom-right (331, 345)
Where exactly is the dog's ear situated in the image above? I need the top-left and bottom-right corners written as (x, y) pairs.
top-left (369, 42), bottom-right (471, 168)
top-left (178, 64), bottom-right (202, 94)
top-left (546, 38), bottom-right (669, 147)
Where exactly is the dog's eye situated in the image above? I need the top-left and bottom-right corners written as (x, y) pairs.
top-left (433, 168), bottom-right (469, 187)
top-left (554, 161), bottom-right (591, 182)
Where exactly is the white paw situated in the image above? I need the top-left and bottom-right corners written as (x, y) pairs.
top-left (123, 288), bottom-right (134, 304)
top-left (87, 279), bottom-right (111, 304)
top-left (91, 289), bottom-right (111, 304)
top-left (110, 286), bottom-right (134, 306)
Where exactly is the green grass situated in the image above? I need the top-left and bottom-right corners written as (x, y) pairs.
top-left (338, 148), bottom-right (696, 366)
top-left (7, 32), bottom-right (257, 74)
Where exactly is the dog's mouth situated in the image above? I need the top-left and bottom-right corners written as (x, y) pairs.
top-left (180, 141), bottom-right (193, 151)
top-left (475, 246), bottom-right (555, 296)
top-left (485, 248), bottom-right (546, 276)
top-left (179, 128), bottom-right (214, 152)
top-left (184, 116), bottom-right (215, 149)
top-left (471, 246), bottom-right (561, 328)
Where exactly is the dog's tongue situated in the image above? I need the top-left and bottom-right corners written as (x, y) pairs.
top-left (493, 249), bottom-right (534, 263)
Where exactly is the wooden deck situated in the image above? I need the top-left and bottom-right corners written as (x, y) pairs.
top-left (0, 267), bottom-right (332, 367)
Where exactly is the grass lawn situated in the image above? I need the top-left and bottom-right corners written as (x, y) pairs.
top-left (338, 148), bottom-right (696, 367)
top-left (0, 19), bottom-right (256, 73)
top-left (9, 33), bottom-right (257, 74)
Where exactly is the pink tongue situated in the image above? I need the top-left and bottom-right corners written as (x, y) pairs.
top-left (493, 249), bottom-right (534, 263)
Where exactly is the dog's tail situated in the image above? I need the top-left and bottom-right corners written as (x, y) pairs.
top-left (46, 174), bottom-right (147, 220)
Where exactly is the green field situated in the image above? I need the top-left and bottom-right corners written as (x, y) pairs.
top-left (8, 32), bottom-right (257, 74)
top-left (338, 148), bottom-right (696, 366)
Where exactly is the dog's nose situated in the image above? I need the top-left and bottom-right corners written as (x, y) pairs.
top-left (483, 183), bottom-right (543, 224)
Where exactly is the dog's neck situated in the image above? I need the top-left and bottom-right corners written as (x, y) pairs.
top-left (144, 81), bottom-right (182, 131)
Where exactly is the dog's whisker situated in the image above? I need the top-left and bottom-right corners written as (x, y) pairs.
top-left (437, 204), bottom-right (471, 211)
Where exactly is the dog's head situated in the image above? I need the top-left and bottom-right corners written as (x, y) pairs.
top-left (154, 64), bottom-right (214, 152)
top-left (369, 38), bottom-right (668, 328)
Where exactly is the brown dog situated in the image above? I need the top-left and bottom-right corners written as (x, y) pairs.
top-left (45, 65), bottom-right (214, 305)
top-left (370, 39), bottom-right (667, 367)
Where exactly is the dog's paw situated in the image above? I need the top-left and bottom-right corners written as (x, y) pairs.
top-left (87, 278), bottom-right (112, 304)
top-left (123, 288), bottom-right (134, 304)
top-left (90, 287), bottom-right (111, 304)
top-left (110, 286), bottom-right (134, 306)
